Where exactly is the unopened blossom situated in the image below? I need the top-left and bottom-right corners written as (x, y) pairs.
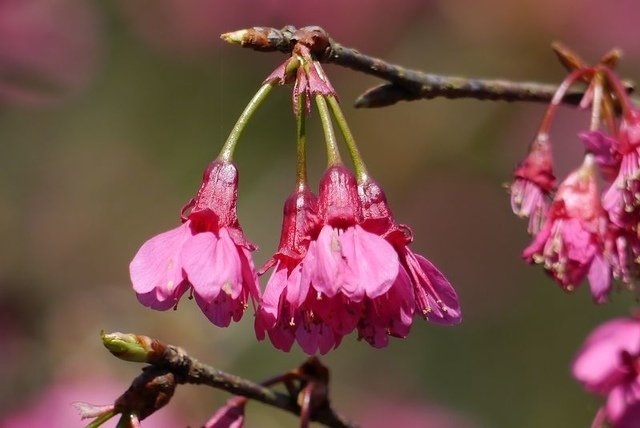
top-left (204, 397), bottom-right (246, 428)
top-left (358, 177), bottom-right (461, 328)
top-left (572, 317), bottom-right (640, 428)
top-left (130, 159), bottom-right (259, 327)
top-left (523, 154), bottom-right (611, 302)
top-left (603, 109), bottom-right (640, 229)
top-left (509, 134), bottom-right (556, 234)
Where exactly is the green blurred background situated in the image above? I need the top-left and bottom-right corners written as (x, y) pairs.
top-left (1, 1), bottom-right (639, 427)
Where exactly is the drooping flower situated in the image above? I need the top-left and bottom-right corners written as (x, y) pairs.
top-left (572, 317), bottom-right (640, 428)
top-left (358, 177), bottom-right (461, 327)
top-left (255, 184), bottom-right (343, 355)
top-left (602, 109), bottom-right (640, 229)
top-left (204, 397), bottom-right (246, 428)
top-left (257, 166), bottom-right (415, 353)
top-left (303, 166), bottom-right (405, 341)
top-left (509, 134), bottom-right (556, 234)
top-left (523, 154), bottom-right (611, 302)
top-left (130, 159), bottom-right (259, 327)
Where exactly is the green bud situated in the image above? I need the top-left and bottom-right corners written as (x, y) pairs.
top-left (101, 331), bottom-right (161, 363)
top-left (220, 30), bottom-right (248, 45)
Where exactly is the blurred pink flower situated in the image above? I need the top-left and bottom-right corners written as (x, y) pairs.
top-left (204, 396), bottom-right (246, 428)
top-left (118, 0), bottom-right (430, 58)
top-left (0, 0), bottom-right (100, 105)
top-left (509, 134), bottom-right (556, 234)
top-left (523, 154), bottom-right (611, 302)
top-left (130, 160), bottom-right (260, 327)
top-left (579, 131), bottom-right (621, 183)
top-left (603, 109), bottom-right (640, 230)
top-left (0, 376), bottom-right (180, 428)
top-left (353, 395), bottom-right (477, 428)
top-left (572, 317), bottom-right (640, 428)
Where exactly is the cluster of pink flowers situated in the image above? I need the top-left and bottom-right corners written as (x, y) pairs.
top-left (508, 47), bottom-right (640, 427)
top-left (509, 60), bottom-right (640, 304)
top-left (129, 38), bottom-right (461, 355)
top-left (254, 167), bottom-right (460, 354)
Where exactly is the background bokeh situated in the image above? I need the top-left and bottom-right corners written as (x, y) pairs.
top-left (1, 1), bottom-right (639, 427)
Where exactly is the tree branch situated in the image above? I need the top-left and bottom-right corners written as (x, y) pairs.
top-left (99, 332), bottom-right (357, 428)
top-left (220, 25), bottom-right (635, 108)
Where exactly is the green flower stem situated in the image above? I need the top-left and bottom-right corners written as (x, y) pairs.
top-left (326, 96), bottom-right (369, 182)
top-left (296, 95), bottom-right (308, 186)
top-left (218, 83), bottom-right (274, 162)
top-left (85, 410), bottom-right (116, 428)
top-left (315, 95), bottom-right (342, 166)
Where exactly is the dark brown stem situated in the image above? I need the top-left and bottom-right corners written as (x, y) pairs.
top-left (103, 333), bottom-right (356, 428)
top-left (221, 26), bottom-right (635, 108)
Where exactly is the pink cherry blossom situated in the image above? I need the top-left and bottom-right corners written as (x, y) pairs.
top-left (602, 109), bottom-right (640, 230)
top-left (509, 134), bottom-right (556, 234)
top-left (572, 317), bottom-right (640, 428)
top-left (130, 160), bottom-right (259, 327)
top-left (523, 155), bottom-right (611, 303)
top-left (257, 166), bottom-right (425, 354)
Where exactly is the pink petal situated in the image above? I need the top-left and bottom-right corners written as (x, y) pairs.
top-left (194, 289), bottom-right (245, 328)
top-left (296, 322), bottom-right (340, 355)
top-left (339, 225), bottom-right (399, 299)
top-left (129, 222), bottom-right (192, 309)
top-left (562, 219), bottom-right (597, 263)
top-left (285, 256), bottom-right (312, 309)
top-left (308, 226), bottom-right (341, 297)
top-left (606, 382), bottom-right (640, 425)
top-left (72, 402), bottom-right (114, 419)
top-left (267, 322), bottom-right (296, 352)
top-left (310, 225), bottom-right (398, 300)
top-left (238, 245), bottom-right (260, 302)
top-left (182, 227), bottom-right (243, 302)
top-left (588, 253), bottom-right (612, 304)
top-left (522, 220), bottom-right (552, 261)
top-left (358, 268), bottom-right (414, 348)
top-left (255, 262), bottom-right (289, 337)
top-left (204, 397), bottom-right (246, 428)
top-left (415, 254), bottom-right (462, 325)
top-left (312, 292), bottom-right (363, 336)
top-left (572, 318), bottom-right (640, 393)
